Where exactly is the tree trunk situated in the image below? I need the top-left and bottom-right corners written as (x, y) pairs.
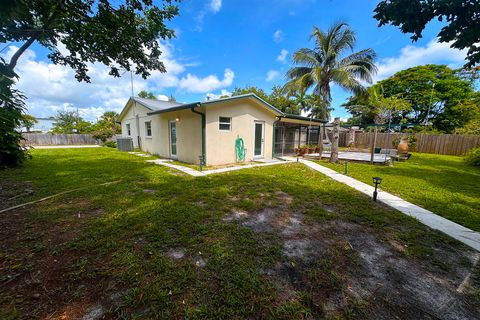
top-left (330, 117), bottom-right (340, 163)
top-left (317, 123), bottom-right (323, 160)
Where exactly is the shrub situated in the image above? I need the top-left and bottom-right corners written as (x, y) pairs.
top-left (93, 129), bottom-right (113, 143)
top-left (465, 148), bottom-right (480, 167)
top-left (0, 68), bottom-right (30, 167)
top-left (103, 141), bottom-right (117, 148)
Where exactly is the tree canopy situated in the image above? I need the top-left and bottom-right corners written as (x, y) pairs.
top-left (343, 64), bottom-right (478, 133)
top-left (1, 0), bottom-right (180, 81)
top-left (91, 111), bottom-right (121, 141)
top-left (20, 114), bottom-right (38, 132)
top-left (231, 85), bottom-right (301, 115)
top-left (138, 90), bottom-right (158, 99)
top-left (51, 110), bottom-right (93, 134)
top-left (374, 0), bottom-right (480, 67)
top-left (0, 0), bottom-right (181, 166)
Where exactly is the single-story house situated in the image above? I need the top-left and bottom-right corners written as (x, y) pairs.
top-left (117, 93), bottom-right (325, 166)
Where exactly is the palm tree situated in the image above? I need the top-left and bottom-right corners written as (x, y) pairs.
top-left (286, 22), bottom-right (377, 162)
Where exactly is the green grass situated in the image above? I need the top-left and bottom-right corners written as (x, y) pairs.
top-left (0, 148), bottom-right (476, 318)
top-left (316, 153), bottom-right (480, 231)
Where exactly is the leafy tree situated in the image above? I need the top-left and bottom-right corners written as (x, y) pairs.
top-left (138, 90), bottom-right (158, 99)
top-left (0, 75), bottom-right (28, 167)
top-left (232, 85), bottom-right (302, 115)
top-left (20, 114), bottom-right (38, 132)
top-left (457, 118), bottom-right (480, 135)
top-left (281, 83), bottom-right (324, 117)
top-left (374, 0), bottom-right (480, 67)
top-left (285, 22), bottom-right (377, 122)
top-left (52, 110), bottom-right (92, 134)
top-left (232, 86), bottom-right (270, 102)
top-left (0, 0), bottom-right (180, 166)
top-left (1, 0), bottom-right (180, 81)
top-left (344, 65), bottom-right (478, 133)
top-left (268, 86), bottom-right (300, 115)
top-left (92, 111), bottom-right (120, 142)
top-left (168, 94), bottom-right (177, 102)
top-left (344, 86), bottom-right (411, 126)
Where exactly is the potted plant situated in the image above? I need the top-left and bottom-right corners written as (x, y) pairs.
top-left (314, 145), bottom-right (320, 153)
top-left (298, 145), bottom-right (307, 156)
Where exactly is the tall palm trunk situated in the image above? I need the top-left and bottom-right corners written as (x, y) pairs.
top-left (330, 117), bottom-right (340, 163)
top-left (285, 22), bottom-right (377, 163)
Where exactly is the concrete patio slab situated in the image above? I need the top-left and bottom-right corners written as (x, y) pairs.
top-left (300, 159), bottom-right (480, 252)
top-left (305, 151), bottom-right (391, 164)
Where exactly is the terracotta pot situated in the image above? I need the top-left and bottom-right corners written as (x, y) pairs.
top-left (308, 148), bottom-right (314, 154)
top-left (397, 138), bottom-right (409, 154)
top-left (298, 148), bottom-right (306, 156)
top-left (315, 147), bottom-right (320, 153)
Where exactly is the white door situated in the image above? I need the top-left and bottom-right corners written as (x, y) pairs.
top-left (169, 120), bottom-right (177, 159)
top-left (253, 121), bottom-right (265, 159)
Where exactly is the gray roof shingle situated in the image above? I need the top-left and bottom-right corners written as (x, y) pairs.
top-left (133, 97), bottom-right (184, 111)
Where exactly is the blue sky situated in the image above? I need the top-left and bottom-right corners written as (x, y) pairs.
top-left (2, 0), bottom-right (469, 121)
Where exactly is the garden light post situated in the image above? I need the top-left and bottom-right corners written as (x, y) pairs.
top-left (372, 177), bottom-right (382, 201)
top-left (199, 155), bottom-right (205, 172)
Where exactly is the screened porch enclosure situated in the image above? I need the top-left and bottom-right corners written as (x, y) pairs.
top-left (273, 122), bottom-right (322, 156)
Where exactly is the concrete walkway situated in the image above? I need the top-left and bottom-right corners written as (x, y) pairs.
top-left (145, 159), bottom-right (206, 177)
top-left (299, 159), bottom-right (480, 252)
top-left (144, 157), bottom-right (295, 176)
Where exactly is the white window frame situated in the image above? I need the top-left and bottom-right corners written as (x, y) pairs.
top-left (145, 121), bottom-right (152, 137)
top-left (219, 116), bottom-right (231, 131)
top-left (126, 123), bottom-right (131, 136)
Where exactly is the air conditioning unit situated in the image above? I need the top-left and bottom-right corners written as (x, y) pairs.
top-left (117, 137), bottom-right (134, 152)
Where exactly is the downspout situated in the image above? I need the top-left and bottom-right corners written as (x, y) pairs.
top-left (191, 103), bottom-right (206, 165)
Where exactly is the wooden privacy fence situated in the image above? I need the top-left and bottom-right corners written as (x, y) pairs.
top-left (352, 133), bottom-right (480, 156)
top-left (22, 133), bottom-right (99, 146)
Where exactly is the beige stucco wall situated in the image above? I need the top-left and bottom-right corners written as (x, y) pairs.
top-left (205, 99), bottom-right (277, 166)
top-left (161, 109), bottom-right (202, 164)
top-left (120, 101), bottom-right (202, 163)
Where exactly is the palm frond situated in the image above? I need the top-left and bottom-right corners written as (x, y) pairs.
top-left (291, 48), bottom-right (321, 67)
top-left (285, 66), bottom-right (312, 80)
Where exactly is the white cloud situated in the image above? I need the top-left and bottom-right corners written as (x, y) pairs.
top-left (157, 94), bottom-right (169, 101)
top-left (195, 0), bottom-right (222, 31)
top-left (178, 68), bottom-right (234, 93)
top-left (205, 89), bottom-right (231, 101)
top-left (375, 39), bottom-right (468, 82)
top-left (2, 43), bottom-right (233, 121)
top-left (266, 70), bottom-right (280, 82)
top-left (276, 49), bottom-right (288, 63)
top-left (209, 0), bottom-right (222, 13)
top-left (273, 30), bottom-right (284, 43)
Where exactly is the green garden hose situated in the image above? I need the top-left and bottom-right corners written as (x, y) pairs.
top-left (235, 137), bottom-right (246, 161)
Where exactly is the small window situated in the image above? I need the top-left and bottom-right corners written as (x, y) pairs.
top-left (145, 121), bottom-right (152, 137)
top-left (126, 123), bottom-right (131, 136)
top-left (219, 117), bottom-right (231, 131)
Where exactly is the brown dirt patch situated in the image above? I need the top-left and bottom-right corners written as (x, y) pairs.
top-left (223, 195), bottom-right (480, 319)
top-left (0, 200), bottom-right (120, 320)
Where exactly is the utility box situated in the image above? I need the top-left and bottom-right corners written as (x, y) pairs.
top-left (117, 137), bottom-right (133, 152)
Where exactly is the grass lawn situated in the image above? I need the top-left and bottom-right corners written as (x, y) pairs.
top-left (1, 148), bottom-right (479, 319)
top-left (316, 153), bottom-right (480, 231)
